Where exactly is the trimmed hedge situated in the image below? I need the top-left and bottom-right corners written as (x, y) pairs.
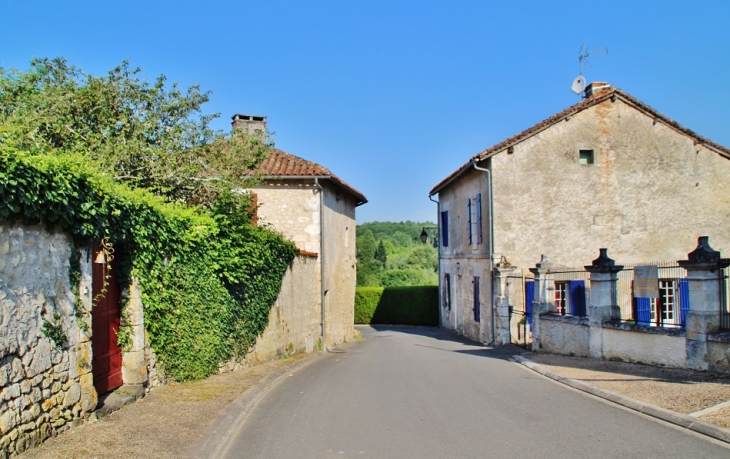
top-left (355, 286), bottom-right (439, 326)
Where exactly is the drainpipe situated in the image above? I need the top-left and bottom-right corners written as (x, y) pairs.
top-left (472, 160), bottom-right (495, 345)
top-left (314, 177), bottom-right (327, 352)
top-left (429, 194), bottom-right (442, 327)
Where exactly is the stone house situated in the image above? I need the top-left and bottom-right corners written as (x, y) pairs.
top-left (232, 114), bottom-right (367, 354)
top-left (428, 82), bottom-right (730, 345)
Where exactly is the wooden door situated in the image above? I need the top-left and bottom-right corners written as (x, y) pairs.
top-left (91, 243), bottom-right (123, 394)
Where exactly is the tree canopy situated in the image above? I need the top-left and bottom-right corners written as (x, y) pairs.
top-left (0, 58), bottom-right (270, 209)
top-left (356, 221), bottom-right (438, 287)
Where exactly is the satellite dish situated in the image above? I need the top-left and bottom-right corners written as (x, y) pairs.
top-left (571, 75), bottom-right (587, 94)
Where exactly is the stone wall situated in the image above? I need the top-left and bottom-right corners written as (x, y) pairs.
top-left (0, 224), bottom-right (96, 457)
top-left (245, 254), bottom-right (321, 363)
top-left (322, 183), bottom-right (357, 346)
top-left (490, 98), bottom-right (730, 270)
top-left (539, 316), bottom-right (589, 357)
top-left (602, 325), bottom-right (687, 367)
top-left (436, 168), bottom-right (493, 343)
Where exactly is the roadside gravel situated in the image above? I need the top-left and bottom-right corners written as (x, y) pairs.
top-left (524, 352), bottom-right (730, 428)
top-left (18, 353), bottom-right (312, 459)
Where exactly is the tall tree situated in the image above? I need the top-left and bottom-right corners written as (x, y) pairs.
top-left (374, 240), bottom-right (388, 266)
top-left (0, 58), bottom-right (270, 208)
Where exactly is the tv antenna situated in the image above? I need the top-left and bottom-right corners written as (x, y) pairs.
top-left (571, 44), bottom-right (608, 95)
top-left (578, 44), bottom-right (608, 75)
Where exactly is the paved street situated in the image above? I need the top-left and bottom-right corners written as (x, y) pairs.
top-left (218, 327), bottom-right (730, 458)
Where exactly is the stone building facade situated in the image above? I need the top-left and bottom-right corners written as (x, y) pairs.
top-left (429, 83), bottom-right (730, 345)
top-left (235, 114), bottom-right (367, 349)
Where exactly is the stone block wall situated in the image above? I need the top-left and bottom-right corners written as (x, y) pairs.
top-left (0, 224), bottom-right (96, 457)
top-left (538, 315), bottom-right (589, 357)
top-left (243, 253), bottom-right (321, 364)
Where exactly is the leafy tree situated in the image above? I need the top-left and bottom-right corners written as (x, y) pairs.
top-left (356, 221), bottom-right (438, 287)
top-left (0, 57), bottom-right (270, 208)
top-left (374, 240), bottom-right (388, 266)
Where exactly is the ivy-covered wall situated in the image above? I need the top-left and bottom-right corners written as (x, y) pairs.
top-left (0, 148), bottom-right (296, 380)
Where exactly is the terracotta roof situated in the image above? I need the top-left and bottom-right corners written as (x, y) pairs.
top-left (429, 86), bottom-right (730, 196)
top-left (258, 149), bottom-right (367, 206)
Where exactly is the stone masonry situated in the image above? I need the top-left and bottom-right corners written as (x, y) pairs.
top-left (0, 224), bottom-right (97, 457)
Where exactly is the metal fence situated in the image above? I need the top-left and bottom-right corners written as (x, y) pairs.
top-left (616, 262), bottom-right (688, 327)
top-left (720, 263), bottom-right (730, 331)
top-left (507, 273), bottom-right (532, 348)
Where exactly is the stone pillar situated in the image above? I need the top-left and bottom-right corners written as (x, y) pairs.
top-left (529, 255), bottom-right (556, 351)
top-left (585, 248), bottom-right (623, 359)
top-left (121, 278), bottom-right (148, 386)
top-left (678, 237), bottom-right (730, 371)
top-left (493, 256), bottom-right (517, 346)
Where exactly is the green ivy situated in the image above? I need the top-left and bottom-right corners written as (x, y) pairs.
top-left (0, 147), bottom-right (295, 381)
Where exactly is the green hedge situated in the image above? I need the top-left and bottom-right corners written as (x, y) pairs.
top-left (354, 286), bottom-right (439, 326)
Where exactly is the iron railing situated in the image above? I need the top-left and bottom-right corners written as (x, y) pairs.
top-left (616, 262), bottom-right (688, 327)
top-left (720, 263), bottom-right (730, 331)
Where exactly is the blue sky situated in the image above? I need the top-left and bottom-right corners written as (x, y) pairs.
top-left (2, 1), bottom-right (729, 223)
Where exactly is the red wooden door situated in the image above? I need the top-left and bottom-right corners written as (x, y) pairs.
top-left (91, 243), bottom-right (123, 394)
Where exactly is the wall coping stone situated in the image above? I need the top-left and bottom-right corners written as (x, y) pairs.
top-left (541, 314), bottom-right (589, 326)
top-left (707, 332), bottom-right (730, 343)
top-left (602, 321), bottom-right (686, 337)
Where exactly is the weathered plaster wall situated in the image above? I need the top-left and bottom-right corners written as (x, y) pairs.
top-left (438, 168), bottom-right (493, 343)
top-left (602, 327), bottom-right (687, 367)
top-left (245, 254), bottom-right (320, 363)
top-left (252, 182), bottom-right (321, 254)
top-left (491, 98), bottom-right (730, 271)
top-left (539, 316), bottom-right (589, 356)
top-left (0, 224), bottom-right (96, 456)
top-left (251, 179), bottom-right (358, 348)
top-left (322, 183), bottom-right (357, 346)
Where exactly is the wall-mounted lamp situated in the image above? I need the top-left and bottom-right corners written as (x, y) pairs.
top-left (420, 226), bottom-right (438, 245)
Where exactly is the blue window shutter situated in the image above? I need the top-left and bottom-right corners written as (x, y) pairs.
top-left (679, 278), bottom-right (689, 326)
top-left (476, 193), bottom-right (483, 244)
top-left (467, 199), bottom-right (472, 244)
top-left (441, 211), bottom-right (449, 247)
top-left (569, 280), bottom-right (586, 316)
top-left (473, 276), bottom-right (480, 322)
top-left (525, 280), bottom-right (535, 326)
top-left (636, 298), bottom-right (651, 325)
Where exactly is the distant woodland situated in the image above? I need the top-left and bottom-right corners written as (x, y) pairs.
top-left (356, 221), bottom-right (438, 287)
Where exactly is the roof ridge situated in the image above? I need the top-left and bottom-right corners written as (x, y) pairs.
top-left (430, 87), bottom-right (730, 195)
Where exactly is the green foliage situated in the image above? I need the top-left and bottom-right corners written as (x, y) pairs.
top-left (356, 221), bottom-right (438, 287)
top-left (0, 58), bottom-right (271, 208)
top-left (354, 286), bottom-right (439, 326)
top-left (42, 311), bottom-right (67, 347)
top-left (0, 148), bottom-right (295, 381)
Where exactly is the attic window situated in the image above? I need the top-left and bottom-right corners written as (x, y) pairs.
top-left (579, 149), bottom-right (595, 165)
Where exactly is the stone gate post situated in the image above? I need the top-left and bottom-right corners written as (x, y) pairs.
top-left (529, 255), bottom-right (556, 351)
top-left (493, 256), bottom-right (517, 346)
top-left (585, 249), bottom-right (623, 359)
top-left (678, 236), bottom-right (730, 370)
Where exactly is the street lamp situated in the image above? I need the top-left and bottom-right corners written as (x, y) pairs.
top-left (420, 226), bottom-right (438, 245)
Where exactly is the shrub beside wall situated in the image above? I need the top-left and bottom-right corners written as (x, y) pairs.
top-left (355, 286), bottom-right (439, 326)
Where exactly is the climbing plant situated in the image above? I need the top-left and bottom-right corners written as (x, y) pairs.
top-left (0, 147), bottom-right (295, 381)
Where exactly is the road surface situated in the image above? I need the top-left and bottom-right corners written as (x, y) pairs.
top-left (220, 326), bottom-right (730, 458)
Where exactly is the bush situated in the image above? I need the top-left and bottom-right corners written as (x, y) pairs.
top-left (354, 286), bottom-right (438, 326)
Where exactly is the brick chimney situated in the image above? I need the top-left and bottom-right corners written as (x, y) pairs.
top-left (231, 114), bottom-right (267, 140)
top-left (584, 82), bottom-right (611, 98)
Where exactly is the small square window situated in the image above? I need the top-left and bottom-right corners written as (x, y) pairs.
top-left (579, 149), bottom-right (595, 165)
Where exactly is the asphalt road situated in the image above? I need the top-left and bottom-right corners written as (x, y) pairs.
top-left (220, 326), bottom-right (730, 458)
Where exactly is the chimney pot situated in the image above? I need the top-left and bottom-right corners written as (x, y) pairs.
top-left (585, 82), bottom-right (611, 98)
top-left (232, 114), bottom-right (267, 140)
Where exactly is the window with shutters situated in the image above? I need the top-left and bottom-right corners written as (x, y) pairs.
top-left (440, 211), bottom-right (449, 247)
top-left (466, 198), bottom-right (472, 245)
top-left (442, 274), bottom-right (451, 309)
top-left (473, 276), bottom-right (480, 322)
